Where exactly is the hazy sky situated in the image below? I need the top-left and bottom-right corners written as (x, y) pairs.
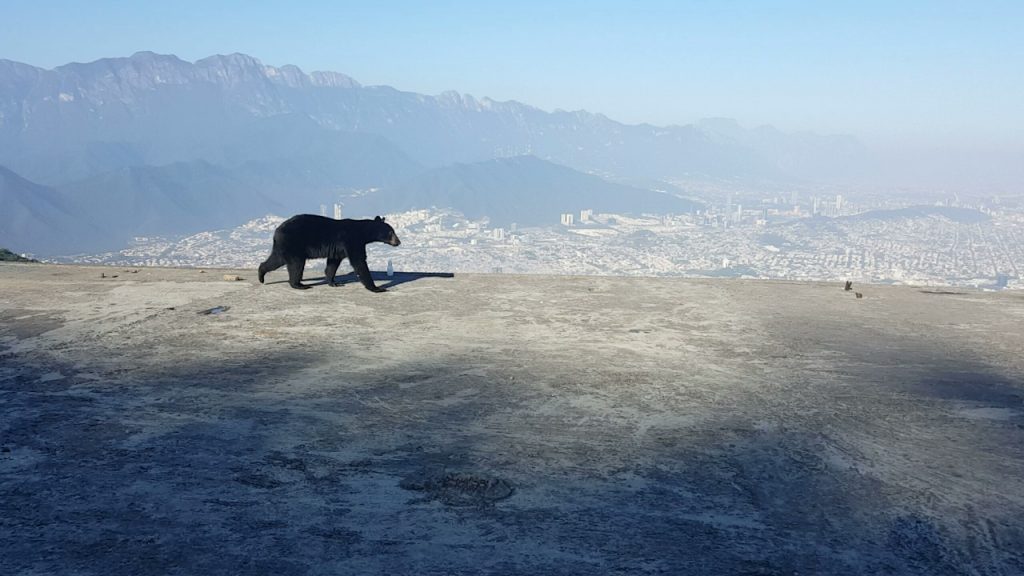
top-left (2, 1), bottom-right (1022, 148)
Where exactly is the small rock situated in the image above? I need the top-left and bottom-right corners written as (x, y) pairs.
top-left (855, 292), bottom-right (863, 299)
top-left (222, 274), bottom-right (243, 281)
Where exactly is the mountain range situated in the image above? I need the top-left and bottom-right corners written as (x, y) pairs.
top-left (1, 52), bottom-right (868, 255)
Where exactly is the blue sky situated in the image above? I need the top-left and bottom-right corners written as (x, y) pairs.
top-left (1, 1), bottom-right (1021, 147)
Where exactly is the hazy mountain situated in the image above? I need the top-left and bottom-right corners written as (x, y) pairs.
top-left (0, 165), bottom-right (109, 254)
top-left (57, 160), bottom-right (286, 241)
top-left (840, 206), bottom-right (990, 224)
top-left (0, 247), bottom-right (38, 262)
top-left (5, 141), bottom-right (148, 186)
top-left (776, 206), bottom-right (991, 241)
top-left (0, 52), bottom-right (868, 184)
top-left (349, 155), bottom-right (702, 226)
top-left (212, 113), bottom-right (423, 192)
top-left (0, 53), bottom-right (354, 169)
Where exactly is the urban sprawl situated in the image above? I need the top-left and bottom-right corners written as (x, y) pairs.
top-left (70, 190), bottom-right (1024, 290)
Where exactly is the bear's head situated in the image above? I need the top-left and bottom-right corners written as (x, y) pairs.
top-left (373, 216), bottom-right (401, 246)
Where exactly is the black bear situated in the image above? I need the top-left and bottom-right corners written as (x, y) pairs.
top-left (258, 214), bottom-right (401, 291)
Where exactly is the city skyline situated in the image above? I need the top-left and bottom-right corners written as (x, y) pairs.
top-left (65, 188), bottom-right (1024, 291)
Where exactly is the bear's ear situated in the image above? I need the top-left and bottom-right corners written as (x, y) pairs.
top-left (374, 215), bottom-right (382, 222)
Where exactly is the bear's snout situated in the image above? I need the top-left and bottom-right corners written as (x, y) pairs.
top-left (389, 234), bottom-right (401, 247)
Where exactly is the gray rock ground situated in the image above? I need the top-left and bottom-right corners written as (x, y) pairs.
top-left (1, 262), bottom-right (1023, 575)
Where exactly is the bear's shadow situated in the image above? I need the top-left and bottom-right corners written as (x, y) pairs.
top-left (265, 271), bottom-right (454, 290)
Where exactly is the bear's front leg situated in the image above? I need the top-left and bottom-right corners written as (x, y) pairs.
top-left (351, 257), bottom-right (386, 292)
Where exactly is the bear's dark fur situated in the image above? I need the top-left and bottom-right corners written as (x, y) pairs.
top-left (258, 215), bottom-right (401, 291)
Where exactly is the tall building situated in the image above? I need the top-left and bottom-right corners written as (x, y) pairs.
top-left (320, 204), bottom-right (327, 217)
top-left (580, 209), bottom-right (593, 223)
top-left (835, 194), bottom-right (843, 211)
top-left (561, 213), bottom-right (575, 226)
top-left (333, 203), bottom-right (343, 219)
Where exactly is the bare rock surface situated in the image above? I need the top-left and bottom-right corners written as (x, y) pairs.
top-left (2, 262), bottom-right (1023, 575)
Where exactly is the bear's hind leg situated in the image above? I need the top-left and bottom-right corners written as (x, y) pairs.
top-left (258, 252), bottom-right (286, 284)
top-left (286, 257), bottom-right (310, 289)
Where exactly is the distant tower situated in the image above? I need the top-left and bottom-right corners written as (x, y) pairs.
top-left (580, 209), bottom-right (593, 223)
top-left (736, 204), bottom-right (742, 222)
top-left (560, 213), bottom-right (575, 226)
top-left (835, 194), bottom-right (843, 211)
top-left (333, 203), bottom-right (343, 219)
top-left (493, 228), bottom-right (505, 241)
top-left (320, 204), bottom-right (327, 217)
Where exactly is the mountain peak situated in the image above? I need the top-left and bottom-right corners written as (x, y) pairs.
top-left (129, 50), bottom-right (174, 61)
top-left (309, 70), bottom-right (360, 88)
top-left (196, 52), bottom-right (264, 68)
